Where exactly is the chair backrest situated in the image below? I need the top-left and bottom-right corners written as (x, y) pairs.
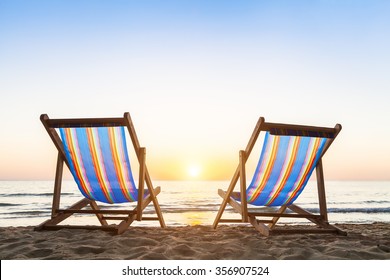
top-left (246, 131), bottom-right (329, 206)
top-left (60, 126), bottom-right (138, 204)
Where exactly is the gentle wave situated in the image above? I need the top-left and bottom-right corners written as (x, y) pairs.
top-left (161, 207), bottom-right (390, 214)
top-left (1, 210), bottom-right (50, 217)
top-left (308, 201), bottom-right (390, 205)
top-left (160, 208), bottom-right (217, 213)
top-left (1, 180), bottom-right (389, 226)
top-left (2, 207), bottom-right (389, 218)
top-left (305, 207), bottom-right (390, 214)
top-left (0, 193), bottom-right (74, 197)
top-left (328, 207), bottom-right (390, 214)
top-left (0, 203), bottom-right (23, 207)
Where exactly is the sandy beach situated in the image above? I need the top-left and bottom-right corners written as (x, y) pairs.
top-left (0, 223), bottom-right (389, 260)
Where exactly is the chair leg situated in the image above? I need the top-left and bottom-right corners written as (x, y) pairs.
top-left (51, 153), bottom-right (64, 218)
top-left (239, 150), bottom-right (248, 222)
top-left (269, 205), bottom-right (288, 229)
top-left (137, 148), bottom-right (146, 221)
top-left (143, 183), bottom-right (166, 228)
top-left (316, 159), bottom-right (329, 222)
top-left (35, 198), bottom-right (91, 230)
top-left (89, 200), bottom-right (108, 226)
top-left (151, 190), bottom-right (166, 228)
top-left (117, 214), bottom-right (137, 234)
top-left (249, 216), bottom-right (270, 237)
top-left (213, 168), bottom-right (240, 228)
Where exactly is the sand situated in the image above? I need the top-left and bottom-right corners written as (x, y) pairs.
top-left (0, 223), bottom-right (389, 260)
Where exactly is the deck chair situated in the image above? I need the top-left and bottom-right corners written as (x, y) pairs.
top-left (36, 112), bottom-right (166, 234)
top-left (213, 117), bottom-right (346, 236)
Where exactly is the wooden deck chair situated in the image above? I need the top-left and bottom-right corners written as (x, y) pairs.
top-left (213, 117), bottom-right (346, 236)
top-left (36, 112), bottom-right (166, 234)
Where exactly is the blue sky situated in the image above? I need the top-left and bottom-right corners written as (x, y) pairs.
top-left (1, 0), bottom-right (389, 180)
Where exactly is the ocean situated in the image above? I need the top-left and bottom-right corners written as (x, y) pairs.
top-left (0, 180), bottom-right (389, 227)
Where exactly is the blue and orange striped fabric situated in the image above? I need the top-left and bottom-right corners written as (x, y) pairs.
top-left (59, 126), bottom-right (138, 204)
top-left (246, 132), bottom-right (327, 206)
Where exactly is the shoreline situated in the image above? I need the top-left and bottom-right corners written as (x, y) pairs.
top-left (0, 223), bottom-right (389, 260)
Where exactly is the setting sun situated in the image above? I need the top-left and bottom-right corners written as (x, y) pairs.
top-left (187, 164), bottom-right (201, 178)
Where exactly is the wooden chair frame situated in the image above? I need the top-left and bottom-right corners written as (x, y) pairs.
top-left (213, 117), bottom-right (346, 236)
top-left (35, 112), bottom-right (166, 234)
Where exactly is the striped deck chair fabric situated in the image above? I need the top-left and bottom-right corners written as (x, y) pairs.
top-left (36, 112), bottom-right (166, 234)
top-left (246, 132), bottom-right (327, 206)
top-left (60, 126), bottom-right (138, 204)
top-left (213, 116), bottom-right (345, 236)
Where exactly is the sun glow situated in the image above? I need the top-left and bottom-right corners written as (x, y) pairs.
top-left (187, 164), bottom-right (201, 178)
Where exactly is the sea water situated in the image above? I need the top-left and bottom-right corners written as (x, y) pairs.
top-left (0, 180), bottom-right (389, 227)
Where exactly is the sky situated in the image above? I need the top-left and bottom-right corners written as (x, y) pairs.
top-left (0, 0), bottom-right (389, 181)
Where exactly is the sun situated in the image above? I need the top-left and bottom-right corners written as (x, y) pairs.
top-left (187, 164), bottom-right (201, 178)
